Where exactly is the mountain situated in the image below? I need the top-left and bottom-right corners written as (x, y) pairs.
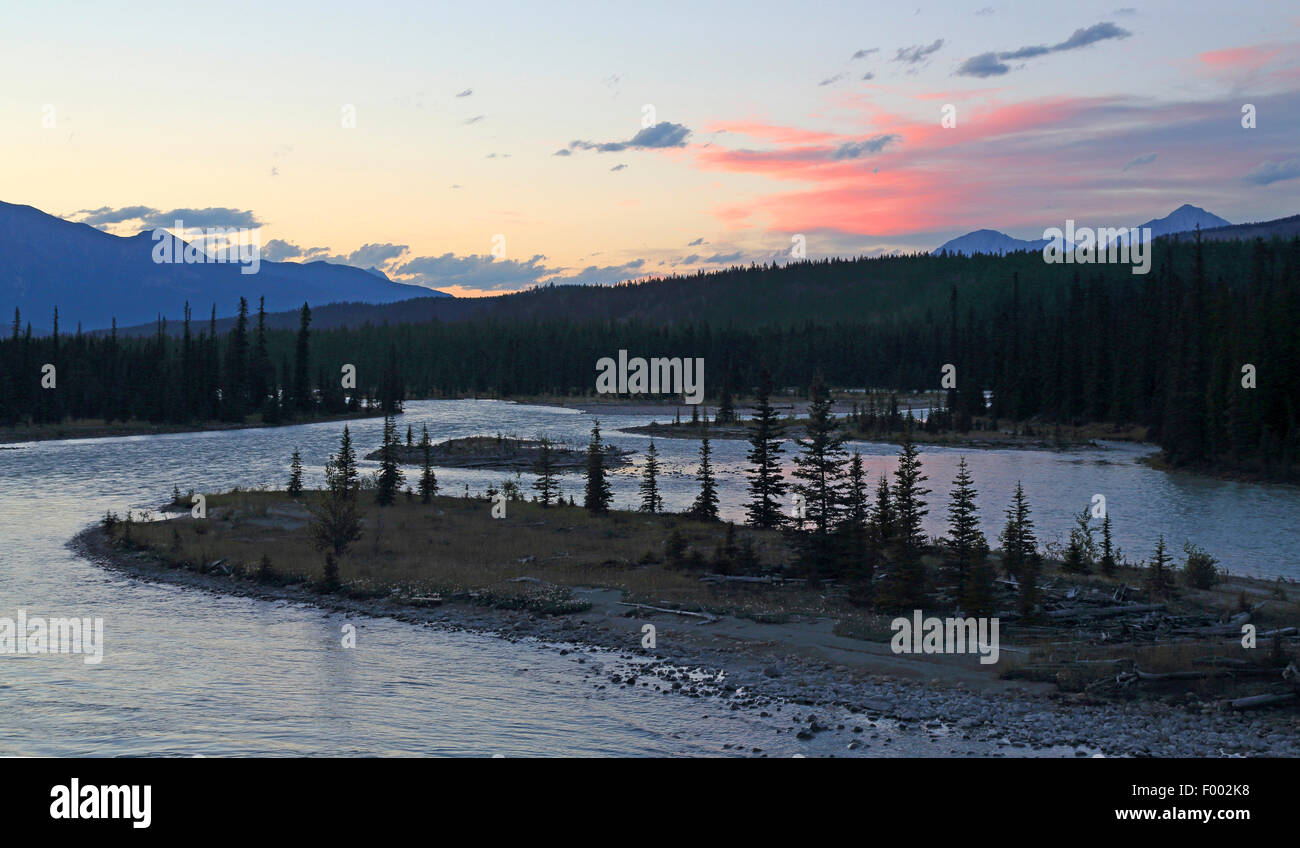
top-left (1189, 213), bottom-right (1300, 243)
top-left (935, 204), bottom-right (1233, 256)
top-left (1107, 204), bottom-right (1232, 247)
top-left (932, 229), bottom-right (1054, 257)
top-left (0, 201), bottom-right (449, 333)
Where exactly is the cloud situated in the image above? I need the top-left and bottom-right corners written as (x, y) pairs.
top-left (390, 252), bottom-right (648, 292)
top-left (861, 71), bottom-right (876, 81)
top-left (71, 205), bottom-right (264, 231)
top-left (463, 115), bottom-right (484, 125)
top-left (455, 88), bottom-right (473, 97)
top-left (687, 237), bottom-right (705, 246)
top-left (1122, 151), bottom-right (1158, 171)
top-left (956, 22), bottom-right (1131, 77)
top-left (566, 121), bottom-right (691, 153)
top-left (262, 238), bottom-right (303, 261)
top-left (852, 48), bottom-right (879, 59)
top-left (610, 163), bottom-right (627, 171)
top-left (833, 134), bottom-right (901, 159)
top-left (1243, 156), bottom-right (1300, 185)
top-left (975, 6), bottom-right (995, 14)
top-left (819, 73), bottom-right (846, 86)
top-left (552, 148), bottom-right (572, 156)
top-left (894, 39), bottom-right (945, 65)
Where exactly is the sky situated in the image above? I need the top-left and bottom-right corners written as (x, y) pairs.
top-left (1, 0), bottom-right (1297, 297)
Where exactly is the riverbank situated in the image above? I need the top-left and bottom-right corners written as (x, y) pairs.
top-left (0, 410), bottom-right (386, 445)
top-left (74, 489), bottom-right (1300, 756)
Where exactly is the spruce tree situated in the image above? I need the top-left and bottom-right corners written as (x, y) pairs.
top-left (791, 376), bottom-right (848, 537)
top-left (744, 366), bottom-right (787, 529)
top-left (639, 439), bottom-right (663, 513)
top-left (1062, 507), bottom-right (1095, 574)
top-left (943, 457), bottom-right (988, 596)
top-left (998, 482), bottom-right (1036, 580)
top-left (418, 425), bottom-right (437, 503)
top-left (876, 438), bottom-right (931, 610)
top-left (690, 436), bottom-right (719, 521)
top-left (292, 302), bottom-right (312, 414)
top-left (376, 415), bottom-right (404, 506)
top-left (287, 449), bottom-right (304, 497)
top-left (332, 425), bottom-right (359, 498)
top-left (1144, 534), bottom-right (1176, 598)
top-left (584, 420), bottom-right (612, 513)
top-left (1098, 512), bottom-right (1118, 576)
top-left (532, 436), bottom-right (558, 506)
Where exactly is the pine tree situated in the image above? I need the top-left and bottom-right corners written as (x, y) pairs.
top-left (287, 449), bottom-right (304, 497)
top-left (842, 452), bottom-right (874, 591)
top-left (791, 376), bottom-right (848, 537)
top-left (332, 425), bottom-right (359, 498)
top-left (1099, 512), bottom-right (1118, 576)
top-left (999, 482), bottom-right (1036, 580)
top-left (584, 420), bottom-right (612, 513)
top-left (1144, 534), bottom-right (1176, 598)
top-left (744, 366), bottom-right (787, 529)
top-left (639, 439), bottom-right (663, 513)
top-left (532, 436), bottom-right (558, 506)
top-left (376, 415), bottom-right (405, 506)
top-left (876, 438), bottom-right (931, 610)
top-left (1062, 507), bottom-right (1095, 574)
top-left (418, 424), bottom-right (438, 503)
top-left (944, 457), bottom-right (988, 597)
top-left (292, 302), bottom-right (312, 414)
top-left (690, 436), bottom-right (719, 520)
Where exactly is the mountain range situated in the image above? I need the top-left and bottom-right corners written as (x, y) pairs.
top-left (0, 201), bottom-right (448, 333)
top-left (933, 204), bottom-right (1233, 256)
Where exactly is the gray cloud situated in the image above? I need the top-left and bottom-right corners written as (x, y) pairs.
top-left (894, 39), bottom-right (945, 64)
top-left (833, 134), bottom-right (901, 159)
top-left (463, 115), bottom-right (484, 125)
top-left (72, 205), bottom-right (263, 230)
top-left (610, 163), bottom-right (627, 171)
top-left (552, 148), bottom-right (572, 156)
top-left (819, 73), bottom-right (846, 86)
top-left (390, 252), bottom-right (648, 291)
top-left (1122, 151), bottom-right (1158, 171)
top-left (455, 88), bottom-right (473, 97)
top-left (956, 22), bottom-right (1131, 77)
top-left (1243, 156), bottom-right (1300, 186)
top-left (852, 47), bottom-right (879, 59)
top-left (687, 237), bottom-right (705, 246)
top-left (567, 121), bottom-right (691, 153)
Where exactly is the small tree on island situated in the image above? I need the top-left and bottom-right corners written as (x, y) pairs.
top-left (287, 449), bottom-right (304, 497)
top-left (744, 366), bottom-right (787, 530)
top-left (1098, 511), bottom-right (1118, 576)
top-left (639, 439), bottom-right (663, 513)
top-left (584, 420), bottom-right (612, 514)
top-left (309, 428), bottom-right (364, 589)
top-left (689, 434), bottom-right (719, 521)
top-left (1144, 535), bottom-right (1177, 598)
top-left (1062, 507), bottom-right (1095, 575)
top-left (943, 457), bottom-right (988, 599)
top-left (532, 435), bottom-right (559, 506)
top-left (418, 425), bottom-right (437, 504)
top-left (876, 438), bottom-right (931, 610)
top-left (375, 415), bottom-right (405, 506)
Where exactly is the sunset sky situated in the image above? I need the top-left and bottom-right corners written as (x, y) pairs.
top-left (2, 0), bottom-right (1297, 297)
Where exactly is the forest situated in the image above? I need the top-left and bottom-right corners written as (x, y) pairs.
top-left (3, 231), bottom-right (1297, 480)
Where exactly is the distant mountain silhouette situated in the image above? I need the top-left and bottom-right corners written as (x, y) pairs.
top-left (0, 200), bottom-right (449, 333)
top-left (931, 229), bottom-right (1056, 257)
top-left (934, 204), bottom-right (1233, 256)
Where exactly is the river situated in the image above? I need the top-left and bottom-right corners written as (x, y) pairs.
top-left (1, 399), bottom-right (1296, 756)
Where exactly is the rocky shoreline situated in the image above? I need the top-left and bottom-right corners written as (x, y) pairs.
top-left (70, 525), bottom-right (1299, 757)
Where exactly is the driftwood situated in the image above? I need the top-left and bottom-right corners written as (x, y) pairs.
top-left (1045, 603), bottom-right (1164, 620)
top-left (698, 574), bottom-right (804, 585)
top-left (1230, 692), bottom-right (1297, 709)
top-left (616, 602), bottom-right (719, 624)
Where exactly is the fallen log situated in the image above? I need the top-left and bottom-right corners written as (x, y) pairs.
top-left (1230, 692), bottom-right (1298, 710)
top-left (1045, 603), bottom-right (1164, 620)
top-left (616, 602), bottom-right (719, 624)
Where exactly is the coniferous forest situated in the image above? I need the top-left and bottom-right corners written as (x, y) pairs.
top-left (3, 232), bottom-right (1297, 480)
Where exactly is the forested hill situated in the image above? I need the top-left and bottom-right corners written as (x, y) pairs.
top-left (113, 224), bottom-right (1300, 338)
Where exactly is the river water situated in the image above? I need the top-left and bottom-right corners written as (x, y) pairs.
top-left (1, 399), bottom-right (1296, 756)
